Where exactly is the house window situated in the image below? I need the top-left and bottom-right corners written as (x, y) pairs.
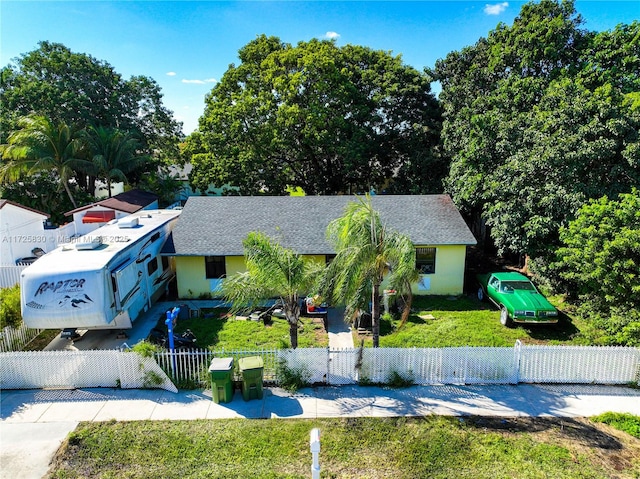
top-left (147, 258), bottom-right (159, 276)
top-left (416, 247), bottom-right (436, 274)
top-left (205, 256), bottom-right (226, 279)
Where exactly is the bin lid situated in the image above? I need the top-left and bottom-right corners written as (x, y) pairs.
top-left (239, 356), bottom-right (263, 370)
top-left (209, 357), bottom-right (234, 371)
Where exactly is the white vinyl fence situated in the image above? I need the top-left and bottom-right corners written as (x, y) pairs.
top-left (1, 344), bottom-right (638, 392)
top-left (0, 350), bottom-right (177, 392)
top-left (0, 265), bottom-right (26, 288)
top-left (155, 343), bottom-right (640, 389)
top-left (0, 324), bottom-right (42, 352)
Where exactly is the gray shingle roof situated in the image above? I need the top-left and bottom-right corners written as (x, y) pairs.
top-left (171, 195), bottom-right (476, 256)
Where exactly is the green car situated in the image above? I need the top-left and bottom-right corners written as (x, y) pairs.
top-left (476, 272), bottom-right (558, 327)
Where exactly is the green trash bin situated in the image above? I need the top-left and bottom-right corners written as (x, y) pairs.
top-left (239, 356), bottom-right (264, 401)
top-left (209, 357), bottom-right (234, 404)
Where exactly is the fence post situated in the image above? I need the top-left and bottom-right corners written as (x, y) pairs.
top-left (326, 346), bottom-right (331, 386)
top-left (513, 340), bottom-right (522, 384)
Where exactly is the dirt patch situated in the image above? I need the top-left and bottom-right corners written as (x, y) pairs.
top-left (467, 417), bottom-right (640, 476)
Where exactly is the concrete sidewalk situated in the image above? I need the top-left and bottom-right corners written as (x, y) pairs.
top-left (2, 384), bottom-right (640, 479)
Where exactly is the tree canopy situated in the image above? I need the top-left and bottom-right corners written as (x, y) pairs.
top-left (1, 41), bottom-right (183, 163)
top-left (187, 35), bottom-right (444, 195)
top-left (0, 115), bottom-right (90, 208)
top-left (552, 190), bottom-right (640, 346)
top-left (433, 0), bottom-right (640, 258)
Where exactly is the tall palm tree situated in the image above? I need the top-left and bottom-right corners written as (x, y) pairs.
top-left (321, 195), bottom-right (417, 347)
top-left (0, 115), bottom-right (88, 208)
top-left (84, 126), bottom-right (148, 197)
top-left (222, 231), bottom-right (325, 349)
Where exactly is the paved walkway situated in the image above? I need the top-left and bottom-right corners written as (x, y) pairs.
top-left (326, 307), bottom-right (354, 349)
top-left (2, 383), bottom-right (640, 479)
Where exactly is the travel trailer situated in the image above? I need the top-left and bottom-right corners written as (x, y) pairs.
top-left (21, 209), bottom-right (181, 335)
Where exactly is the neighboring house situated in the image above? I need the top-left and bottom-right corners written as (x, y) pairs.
top-left (163, 195), bottom-right (477, 299)
top-left (166, 162), bottom-right (236, 200)
top-left (0, 200), bottom-right (51, 266)
top-left (64, 189), bottom-right (159, 237)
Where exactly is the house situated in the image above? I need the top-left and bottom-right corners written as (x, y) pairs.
top-left (0, 200), bottom-right (51, 266)
top-left (163, 195), bottom-right (477, 298)
top-left (64, 189), bottom-right (159, 237)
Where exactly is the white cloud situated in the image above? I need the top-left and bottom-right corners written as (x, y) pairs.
top-left (484, 2), bottom-right (509, 15)
top-left (325, 31), bottom-right (340, 39)
top-left (166, 71), bottom-right (177, 76)
top-left (182, 78), bottom-right (217, 85)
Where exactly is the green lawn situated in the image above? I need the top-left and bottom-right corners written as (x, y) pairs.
top-left (367, 295), bottom-right (591, 348)
top-left (162, 295), bottom-right (590, 351)
top-left (48, 416), bottom-right (640, 479)
top-left (169, 309), bottom-right (328, 350)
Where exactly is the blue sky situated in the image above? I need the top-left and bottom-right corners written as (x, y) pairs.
top-left (2, 1), bottom-right (638, 134)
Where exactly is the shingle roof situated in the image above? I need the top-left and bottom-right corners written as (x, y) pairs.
top-left (171, 195), bottom-right (476, 256)
top-left (65, 189), bottom-right (159, 216)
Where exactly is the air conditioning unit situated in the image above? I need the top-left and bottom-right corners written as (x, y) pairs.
top-left (118, 217), bottom-right (139, 229)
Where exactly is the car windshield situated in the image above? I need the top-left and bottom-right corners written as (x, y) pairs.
top-left (500, 281), bottom-right (536, 293)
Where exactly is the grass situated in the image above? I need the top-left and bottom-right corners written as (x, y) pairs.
top-left (48, 416), bottom-right (640, 479)
top-left (165, 308), bottom-right (328, 350)
top-left (157, 295), bottom-right (592, 350)
top-left (360, 295), bottom-right (591, 348)
top-left (22, 329), bottom-right (60, 351)
top-left (593, 413), bottom-right (640, 439)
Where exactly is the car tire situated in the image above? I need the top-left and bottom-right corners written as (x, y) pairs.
top-left (477, 287), bottom-right (485, 302)
top-left (499, 305), bottom-right (513, 327)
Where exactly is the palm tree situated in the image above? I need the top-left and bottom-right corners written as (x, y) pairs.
top-left (83, 126), bottom-right (148, 197)
top-left (321, 195), bottom-right (417, 347)
top-left (0, 115), bottom-right (89, 208)
top-left (222, 231), bottom-right (325, 349)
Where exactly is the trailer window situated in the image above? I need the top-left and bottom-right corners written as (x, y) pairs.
top-left (147, 258), bottom-right (159, 276)
top-left (205, 256), bottom-right (226, 279)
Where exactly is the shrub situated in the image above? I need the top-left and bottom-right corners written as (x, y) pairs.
top-left (132, 340), bottom-right (161, 358)
top-left (0, 284), bottom-right (22, 329)
top-left (276, 358), bottom-right (310, 393)
top-left (386, 370), bottom-right (414, 388)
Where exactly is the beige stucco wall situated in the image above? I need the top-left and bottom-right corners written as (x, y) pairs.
top-left (176, 247), bottom-right (467, 299)
top-left (411, 244), bottom-right (467, 296)
top-left (176, 255), bottom-right (248, 298)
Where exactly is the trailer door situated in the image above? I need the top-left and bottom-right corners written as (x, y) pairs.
top-left (111, 259), bottom-right (147, 311)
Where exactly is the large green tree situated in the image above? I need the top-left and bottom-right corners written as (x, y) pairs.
top-left (433, 0), bottom-right (640, 259)
top-left (0, 41), bottom-right (183, 163)
top-left (187, 35), bottom-right (443, 195)
top-left (552, 190), bottom-right (640, 346)
top-left (321, 195), bottom-right (417, 347)
top-left (0, 115), bottom-right (90, 208)
top-left (222, 231), bottom-right (324, 349)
